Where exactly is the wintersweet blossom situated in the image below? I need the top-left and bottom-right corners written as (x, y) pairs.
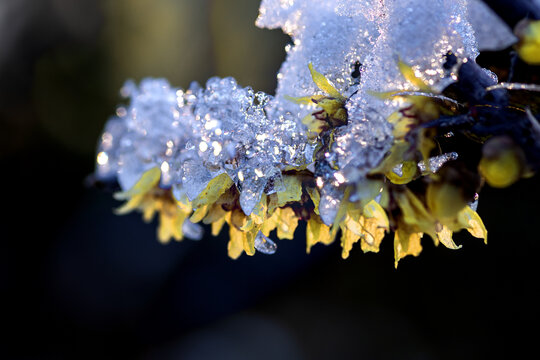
top-left (94, 0), bottom-right (540, 266)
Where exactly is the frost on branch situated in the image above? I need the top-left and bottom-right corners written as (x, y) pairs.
top-left (94, 0), bottom-right (540, 265)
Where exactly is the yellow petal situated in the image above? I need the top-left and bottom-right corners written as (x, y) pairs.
top-left (344, 214), bottom-right (363, 237)
top-left (250, 193), bottom-right (268, 225)
top-left (239, 217), bottom-right (255, 232)
top-left (340, 224), bottom-right (361, 259)
top-left (243, 227), bottom-right (259, 256)
top-left (426, 182), bottom-right (467, 220)
top-left (392, 116), bottom-right (416, 139)
top-left (418, 130), bottom-right (436, 163)
top-left (157, 208), bottom-right (184, 244)
top-left (457, 206), bottom-right (487, 244)
top-left (516, 20), bottom-right (540, 65)
top-left (317, 98), bottom-right (346, 120)
top-left (228, 225), bottom-right (245, 259)
top-left (114, 194), bottom-right (146, 215)
top-left (142, 202), bottom-right (159, 222)
top-left (329, 187), bottom-right (352, 240)
top-left (202, 203), bottom-right (227, 224)
top-left (306, 186), bottom-right (320, 215)
top-left (230, 208), bottom-right (249, 229)
top-left (395, 189), bottom-right (433, 229)
top-left (276, 175), bottom-right (303, 207)
top-left (385, 160), bottom-right (417, 185)
top-left (308, 62), bottom-right (345, 100)
top-left (436, 225), bottom-right (461, 250)
top-left (360, 200), bottom-right (389, 253)
top-left (301, 114), bottom-right (326, 138)
top-left (211, 211), bottom-right (229, 236)
top-left (478, 149), bottom-right (523, 188)
top-left (285, 94), bottom-right (325, 105)
top-left (398, 60), bottom-right (431, 92)
top-left (261, 208), bottom-right (280, 237)
top-left (276, 207), bottom-right (299, 240)
top-left (114, 167), bottom-right (161, 200)
top-left (394, 224), bottom-right (423, 268)
top-left (306, 214), bottom-right (333, 253)
top-left (192, 173), bottom-right (233, 208)
top-left (190, 205), bottom-right (208, 223)
top-left (267, 193), bottom-right (279, 215)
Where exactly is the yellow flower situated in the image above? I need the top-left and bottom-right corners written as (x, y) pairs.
top-left (287, 63), bottom-right (348, 138)
top-left (478, 136), bottom-right (527, 188)
top-left (369, 60), bottom-right (457, 185)
top-left (339, 199), bottom-right (389, 258)
top-left (114, 167), bottom-right (193, 243)
top-left (109, 58), bottom-right (496, 266)
top-left (187, 171), bottom-right (308, 259)
top-left (516, 20), bottom-right (540, 65)
top-left (392, 187), bottom-right (486, 267)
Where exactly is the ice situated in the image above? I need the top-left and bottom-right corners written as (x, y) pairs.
top-left (258, 0), bottom-right (478, 115)
top-left (191, 77), bottom-right (266, 167)
top-left (333, 108), bottom-right (393, 184)
top-left (94, 0), bottom-right (493, 241)
top-left (117, 150), bottom-right (156, 191)
top-left (318, 183), bottom-right (344, 226)
top-left (180, 158), bottom-right (216, 201)
top-left (237, 166), bottom-right (267, 215)
top-left (183, 76), bottom-right (308, 214)
top-left (95, 74), bottom-right (308, 214)
top-left (469, 193), bottom-right (479, 212)
top-left (257, 0), bottom-right (382, 121)
top-left (95, 117), bottom-right (126, 180)
top-left (334, 0), bottom-right (386, 20)
top-left (467, 0), bottom-right (517, 51)
top-left (235, 159), bottom-right (284, 214)
top-left (182, 219), bottom-right (204, 241)
top-left (418, 152), bottom-right (459, 173)
top-left (257, 0), bottom-right (478, 195)
top-left (96, 78), bottom-right (198, 191)
top-left (123, 78), bottom-right (180, 132)
top-left (356, 0), bottom-right (478, 97)
top-left (391, 164), bottom-right (404, 178)
top-left (254, 231), bottom-right (278, 254)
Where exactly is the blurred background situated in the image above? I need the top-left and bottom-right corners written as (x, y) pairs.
top-left (1, 0), bottom-right (538, 359)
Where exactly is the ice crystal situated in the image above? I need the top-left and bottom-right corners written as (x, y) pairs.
top-left (254, 231), bottom-right (278, 254)
top-left (418, 152), bottom-right (459, 174)
top-left (181, 76), bottom-right (308, 214)
top-left (182, 220), bottom-right (204, 241)
top-left (95, 78), bottom-right (196, 190)
top-left (256, 0), bottom-right (479, 218)
top-left (98, 75), bottom-right (309, 216)
top-left (94, 0), bottom-right (535, 262)
top-left (467, 0), bottom-right (517, 51)
top-left (257, 0), bottom-right (381, 119)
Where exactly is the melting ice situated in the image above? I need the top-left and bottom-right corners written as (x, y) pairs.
top-left (96, 0), bottom-right (498, 229)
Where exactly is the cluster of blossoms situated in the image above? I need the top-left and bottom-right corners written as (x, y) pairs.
top-left (94, 0), bottom-right (540, 266)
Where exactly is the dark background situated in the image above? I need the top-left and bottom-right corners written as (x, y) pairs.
top-left (1, 1), bottom-right (538, 359)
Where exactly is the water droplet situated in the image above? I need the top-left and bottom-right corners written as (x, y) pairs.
top-left (97, 152), bottom-right (109, 165)
top-left (183, 220), bottom-right (203, 240)
top-left (199, 141), bottom-right (208, 152)
top-left (254, 231), bottom-right (277, 255)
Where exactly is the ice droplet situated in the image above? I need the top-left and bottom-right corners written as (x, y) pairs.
top-left (254, 231), bottom-right (277, 254)
top-left (418, 152), bottom-right (458, 173)
top-left (469, 193), bottom-right (479, 212)
top-left (181, 158), bottom-right (214, 201)
top-left (319, 184), bottom-right (344, 225)
top-left (182, 220), bottom-right (203, 240)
